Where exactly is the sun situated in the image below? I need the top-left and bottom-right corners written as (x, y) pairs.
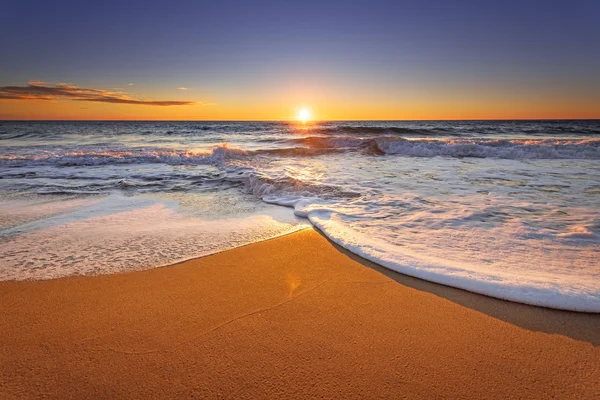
top-left (297, 108), bottom-right (311, 124)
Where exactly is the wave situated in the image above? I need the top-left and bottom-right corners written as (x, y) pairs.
top-left (287, 136), bottom-right (600, 159)
top-left (375, 138), bottom-right (600, 159)
top-left (2, 138), bottom-right (600, 170)
top-left (0, 144), bottom-right (248, 167)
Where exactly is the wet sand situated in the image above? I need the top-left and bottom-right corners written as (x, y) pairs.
top-left (1, 228), bottom-right (599, 399)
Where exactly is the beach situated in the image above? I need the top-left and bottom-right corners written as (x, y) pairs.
top-left (3, 0), bottom-right (600, 397)
top-left (1, 228), bottom-right (599, 399)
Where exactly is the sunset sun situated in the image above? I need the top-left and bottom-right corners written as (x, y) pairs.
top-left (297, 108), bottom-right (311, 123)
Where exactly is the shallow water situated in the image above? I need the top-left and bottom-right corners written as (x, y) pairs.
top-left (1, 120), bottom-right (599, 311)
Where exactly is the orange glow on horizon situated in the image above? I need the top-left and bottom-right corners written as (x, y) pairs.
top-left (1, 93), bottom-right (599, 121)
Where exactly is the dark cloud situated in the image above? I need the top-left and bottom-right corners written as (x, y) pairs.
top-left (0, 82), bottom-right (195, 106)
top-left (75, 98), bottom-right (194, 106)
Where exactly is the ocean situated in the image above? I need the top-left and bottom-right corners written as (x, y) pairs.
top-left (1, 120), bottom-right (599, 311)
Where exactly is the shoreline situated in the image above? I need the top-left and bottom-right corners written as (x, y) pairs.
top-left (1, 228), bottom-right (599, 398)
top-left (3, 222), bottom-right (599, 316)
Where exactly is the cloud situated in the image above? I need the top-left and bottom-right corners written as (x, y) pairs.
top-left (128, 83), bottom-right (134, 86)
top-left (0, 81), bottom-right (195, 106)
top-left (74, 98), bottom-right (195, 106)
top-left (177, 87), bottom-right (189, 91)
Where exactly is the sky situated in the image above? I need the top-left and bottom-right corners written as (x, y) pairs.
top-left (0, 0), bottom-right (599, 120)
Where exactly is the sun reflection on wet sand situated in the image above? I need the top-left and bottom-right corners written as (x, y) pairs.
top-left (287, 274), bottom-right (302, 298)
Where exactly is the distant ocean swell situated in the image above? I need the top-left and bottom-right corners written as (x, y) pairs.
top-left (3, 121), bottom-right (600, 142)
top-left (307, 124), bottom-right (600, 137)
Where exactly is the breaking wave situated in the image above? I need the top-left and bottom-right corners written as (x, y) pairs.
top-left (374, 138), bottom-right (600, 159)
top-left (3, 138), bottom-right (600, 168)
top-left (0, 144), bottom-right (248, 167)
top-left (287, 137), bottom-right (600, 159)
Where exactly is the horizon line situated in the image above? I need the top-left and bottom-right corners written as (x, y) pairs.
top-left (1, 118), bottom-right (599, 122)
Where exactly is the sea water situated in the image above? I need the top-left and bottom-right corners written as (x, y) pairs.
top-left (1, 120), bottom-right (599, 311)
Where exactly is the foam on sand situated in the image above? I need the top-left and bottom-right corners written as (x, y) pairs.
top-left (0, 194), bottom-right (308, 281)
top-left (264, 195), bottom-right (600, 312)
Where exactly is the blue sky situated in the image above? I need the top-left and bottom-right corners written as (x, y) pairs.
top-left (1, 0), bottom-right (599, 119)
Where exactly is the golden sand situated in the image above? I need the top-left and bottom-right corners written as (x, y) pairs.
top-left (1, 229), bottom-right (599, 399)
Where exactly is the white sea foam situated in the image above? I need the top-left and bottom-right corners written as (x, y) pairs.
top-left (263, 195), bottom-right (600, 312)
top-left (0, 194), bottom-right (309, 281)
